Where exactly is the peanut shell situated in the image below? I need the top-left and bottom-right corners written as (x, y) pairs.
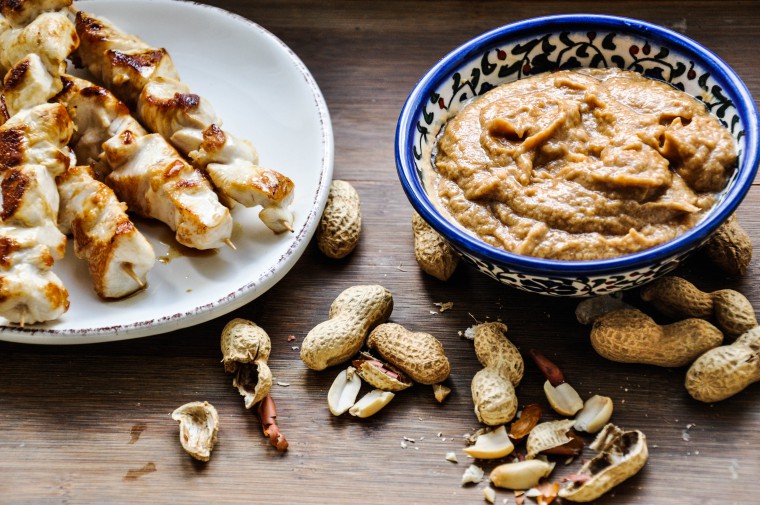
top-left (367, 322), bottom-right (450, 384)
top-left (472, 322), bottom-right (524, 385)
top-left (704, 214), bottom-right (752, 275)
top-left (559, 424), bottom-right (648, 502)
top-left (171, 401), bottom-right (219, 462)
top-left (221, 318), bottom-right (271, 372)
top-left (526, 419), bottom-right (576, 459)
top-left (685, 326), bottom-right (760, 402)
top-left (221, 318), bottom-right (272, 408)
top-left (591, 308), bottom-right (723, 367)
top-left (641, 276), bottom-right (757, 338)
top-left (412, 212), bottom-right (459, 281)
top-left (471, 366), bottom-right (517, 426)
top-left (301, 285), bottom-right (393, 370)
top-left (353, 353), bottom-right (412, 392)
top-left (317, 180), bottom-right (361, 259)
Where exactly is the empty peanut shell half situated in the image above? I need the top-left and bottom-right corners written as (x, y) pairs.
top-left (171, 401), bottom-right (219, 462)
top-left (559, 423), bottom-right (648, 502)
top-left (353, 352), bottom-right (412, 392)
top-left (526, 419), bottom-right (580, 459)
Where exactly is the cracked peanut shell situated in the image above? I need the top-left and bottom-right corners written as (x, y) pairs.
top-left (353, 352), bottom-right (412, 392)
top-left (559, 424), bottom-right (648, 502)
top-left (171, 401), bottom-right (219, 462)
top-left (221, 318), bottom-right (272, 408)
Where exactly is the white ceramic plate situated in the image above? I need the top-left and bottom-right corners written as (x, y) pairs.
top-left (0, 0), bottom-right (333, 344)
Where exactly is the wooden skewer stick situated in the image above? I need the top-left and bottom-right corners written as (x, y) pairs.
top-left (18, 304), bottom-right (27, 328)
top-left (224, 238), bottom-right (237, 251)
top-left (121, 263), bottom-right (144, 287)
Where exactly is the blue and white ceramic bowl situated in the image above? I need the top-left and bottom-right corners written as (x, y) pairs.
top-left (396, 14), bottom-right (759, 297)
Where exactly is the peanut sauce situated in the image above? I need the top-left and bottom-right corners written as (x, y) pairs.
top-left (433, 68), bottom-right (736, 260)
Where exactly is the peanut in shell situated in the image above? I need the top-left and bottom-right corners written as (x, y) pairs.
top-left (301, 285), bottom-right (393, 370)
top-left (471, 366), bottom-right (517, 426)
top-left (317, 180), bottom-right (361, 259)
top-left (590, 308), bottom-right (723, 367)
top-left (472, 322), bottom-right (524, 385)
top-left (367, 322), bottom-right (450, 385)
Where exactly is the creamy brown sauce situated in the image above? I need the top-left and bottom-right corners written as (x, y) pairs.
top-left (433, 68), bottom-right (736, 260)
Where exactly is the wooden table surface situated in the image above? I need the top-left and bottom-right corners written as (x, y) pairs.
top-left (2, 1), bottom-right (759, 503)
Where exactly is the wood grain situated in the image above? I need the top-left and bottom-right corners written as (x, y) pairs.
top-left (2, 1), bottom-right (760, 503)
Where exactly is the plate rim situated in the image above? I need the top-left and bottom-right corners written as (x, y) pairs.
top-left (0, 0), bottom-right (334, 344)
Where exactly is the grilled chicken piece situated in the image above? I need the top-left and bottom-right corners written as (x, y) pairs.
top-left (1, 102), bottom-right (74, 258)
top-left (140, 78), bottom-right (295, 232)
top-left (73, 10), bottom-right (296, 233)
top-left (0, 236), bottom-right (68, 324)
top-left (56, 75), bottom-right (233, 250)
top-left (57, 165), bottom-right (155, 299)
top-left (2, 53), bottom-right (61, 120)
top-left (72, 10), bottom-right (178, 107)
top-left (0, 102), bottom-right (73, 324)
top-left (0, 10), bottom-right (78, 76)
top-left (0, 0), bottom-right (73, 27)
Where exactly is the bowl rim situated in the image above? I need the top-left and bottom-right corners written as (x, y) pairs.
top-left (396, 13), bottom-right (760, 275)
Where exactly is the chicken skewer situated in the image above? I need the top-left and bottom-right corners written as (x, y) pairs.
top-left (57, 165), bottom-right (156, 299)
top-left (0, 0), bottom-right (160, 303)
top-left (73, 9), bottom-right (296, 234)
top-left (0, 102), bottom-right (73, 324)
top-left (55, 74), bottom-right (234, 251)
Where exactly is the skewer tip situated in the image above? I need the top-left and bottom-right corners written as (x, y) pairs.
top-left (17, 304), bottom-right (28, 328)
top-left (224, 238), bottom-right (237, 250)
top-left (122, 263), bottom-right (145, 288)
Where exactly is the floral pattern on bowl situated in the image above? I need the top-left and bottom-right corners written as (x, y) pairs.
top-left (397, 15), bottom-right (759, 296)
top-left (414, 30), bottom-right (744, 198)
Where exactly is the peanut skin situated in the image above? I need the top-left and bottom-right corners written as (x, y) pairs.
top-left (367, 323), bottom-right (450, 384)
top-left (641, 276), bottom-right (757, 338)
top-left (591, 309), bottom-right (723, 367)
top-left (301, 285), bottom-right (393, 370)
top-left (685, 326), bottom-right (760, 402)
